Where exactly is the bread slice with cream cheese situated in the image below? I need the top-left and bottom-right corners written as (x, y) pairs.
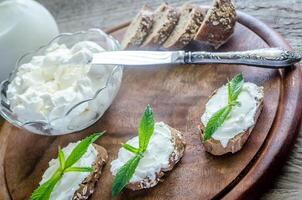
top-left (200, 82), bottom-right (264, 156)
top-left (38, 142), bottom-right (108, 200)
top-left (110, 122), bottom-right (185, 190)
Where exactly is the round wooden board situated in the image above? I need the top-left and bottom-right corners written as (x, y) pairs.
top-left (0, 11), bottom-right (301, 200)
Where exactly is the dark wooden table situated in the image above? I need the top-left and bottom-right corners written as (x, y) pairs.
top-left (34, 0), bottom-right (302, 199)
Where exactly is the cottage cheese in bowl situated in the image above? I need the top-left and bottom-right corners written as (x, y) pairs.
top-left (3, 30), bottom-right (123, 135)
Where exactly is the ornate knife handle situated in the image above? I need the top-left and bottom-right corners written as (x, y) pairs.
top-left (183, 48), bottom-right (301, 68)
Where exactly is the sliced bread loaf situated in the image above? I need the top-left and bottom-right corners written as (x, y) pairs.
top-left (194, 0), bottom-right (236, 48)
top-left (163, 3), bottom-right (206, 49)
top-left (200, 83), bottom-right (264, 156)
top-left (121, 5), bottom-right (154, 49)
top-left (141, 3), bottom-right (179, 47)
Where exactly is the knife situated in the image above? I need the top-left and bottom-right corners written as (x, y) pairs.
top-left (91, 48), bottom-right (301, 69)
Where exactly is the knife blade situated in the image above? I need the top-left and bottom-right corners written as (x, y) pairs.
top-left (92, 51), bottom-right (179, 65)
top-left (91, 48), bottom-right (301, 68)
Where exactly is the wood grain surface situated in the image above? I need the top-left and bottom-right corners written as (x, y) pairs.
top-left (35, 2), bottom-right (301, 199)
top-left (2, 19), bottom-right (281, 200)
top-left (1, 1), bottom-right (301, 199)
top-left (1, 6), bottom-right (302, 200)
top-left (36, 1), bottom-right (300, 199)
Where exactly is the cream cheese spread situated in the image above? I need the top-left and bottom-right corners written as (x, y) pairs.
top-left (110, 122), bottom-right (174, 187)
top-left (7, 41), bottom-right (114, 133)
top-left (201, 82), bottom-right (263, 148)
top-left (40, 142), bottom-right (97, 200)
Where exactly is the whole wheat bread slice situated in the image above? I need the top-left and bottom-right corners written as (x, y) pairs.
top-left (121, 5), bottom-right (154, 49)
top-left (72, 144), bottom-right (108, 200)
top-left (194, 0), bottom-right (236, 48)
top-left (126, 126), bottom-right (185, 190)
top-left (200, 86), bottom-right (264, 156)
top-left (163, 3), bottom-right (206, 49)
top-left (141, 3), bottom-right (179, 47)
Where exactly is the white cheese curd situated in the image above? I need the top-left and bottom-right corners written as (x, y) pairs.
top-left (40, 142), bottom-right (97, 200)
top-left (110, 122), bottom-right (174, 186)
top-left (201, 82), bottom-right (263, 148)
top-left (7, 41), bottom-right (114, 133)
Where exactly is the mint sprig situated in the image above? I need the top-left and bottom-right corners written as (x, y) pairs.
top-left (203, 74), bottom-right (244, 141)
top-left (112, 105), bottom-right (154, 197)
top-left (30, 132), bottom-right (105, 200)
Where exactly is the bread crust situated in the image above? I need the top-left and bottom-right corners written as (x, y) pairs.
top-left (141, 3), bottom-right (179, 47)
top-left (163, 4), bottom-right (206, 49)
top-left (194, 0), bottom-right (236, 48)
top-left (72, 144), bottom-right (108, 200)
top-left (121, 5), bottom-right (154, 49)
top-left (200, 87), bottom-right (264, 156)
top-left (126, 126), bottom-right (186, 190)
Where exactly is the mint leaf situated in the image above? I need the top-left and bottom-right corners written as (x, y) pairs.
top-left (203, 105), bottom-right (232, 141)
top-left (138, 105), bottom-right (154, 152)
top-left (112, 154), bottom-right (142, 197)
top-left (227, 81), bottom-right (232, 103)
top-left (30, 169), bottom-right (62, 200)
top-left (65, 132), bottom-right (105, 168)
top-left (228, 73), bottom-right (244, 102)
top-left (58, 146), bottom-right (65, 170)
top-left (65, 167), bottom-right (92, 173)
top-left (122, 143), bottom-right (139, 154)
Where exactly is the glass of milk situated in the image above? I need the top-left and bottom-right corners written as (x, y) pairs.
top-left (0, 29), bottom-right (123, 135)
top-left (0, 0), bottom-right (59, 82)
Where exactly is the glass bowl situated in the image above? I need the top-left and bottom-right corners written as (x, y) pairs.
top-left (0, 29), bottom-right (123, 135)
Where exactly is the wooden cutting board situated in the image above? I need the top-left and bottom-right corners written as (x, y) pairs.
top-left (0, 11), bottom-right (301, 200)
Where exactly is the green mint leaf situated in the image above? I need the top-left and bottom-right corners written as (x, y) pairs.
top-left (203, 105), bottom-right (232, 141)
top-left (138, 105), bottom-right (154, 152)
top-left (29, 169), bottom-right (62, 200)
top-left (65, 167), bottom-right (92, 173)
top-left (58, 146), bottom-right (65, 170)
top-left (112, 154), bottom-right (142, 197)
top-left (228, 73), bottom-right (244, 102)
top-left (122, 143), bottom-right (139, 154)
top-left (227, 81), bottom-right (232, 103)
top-left (65, 131), bottom-right (105, 169)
